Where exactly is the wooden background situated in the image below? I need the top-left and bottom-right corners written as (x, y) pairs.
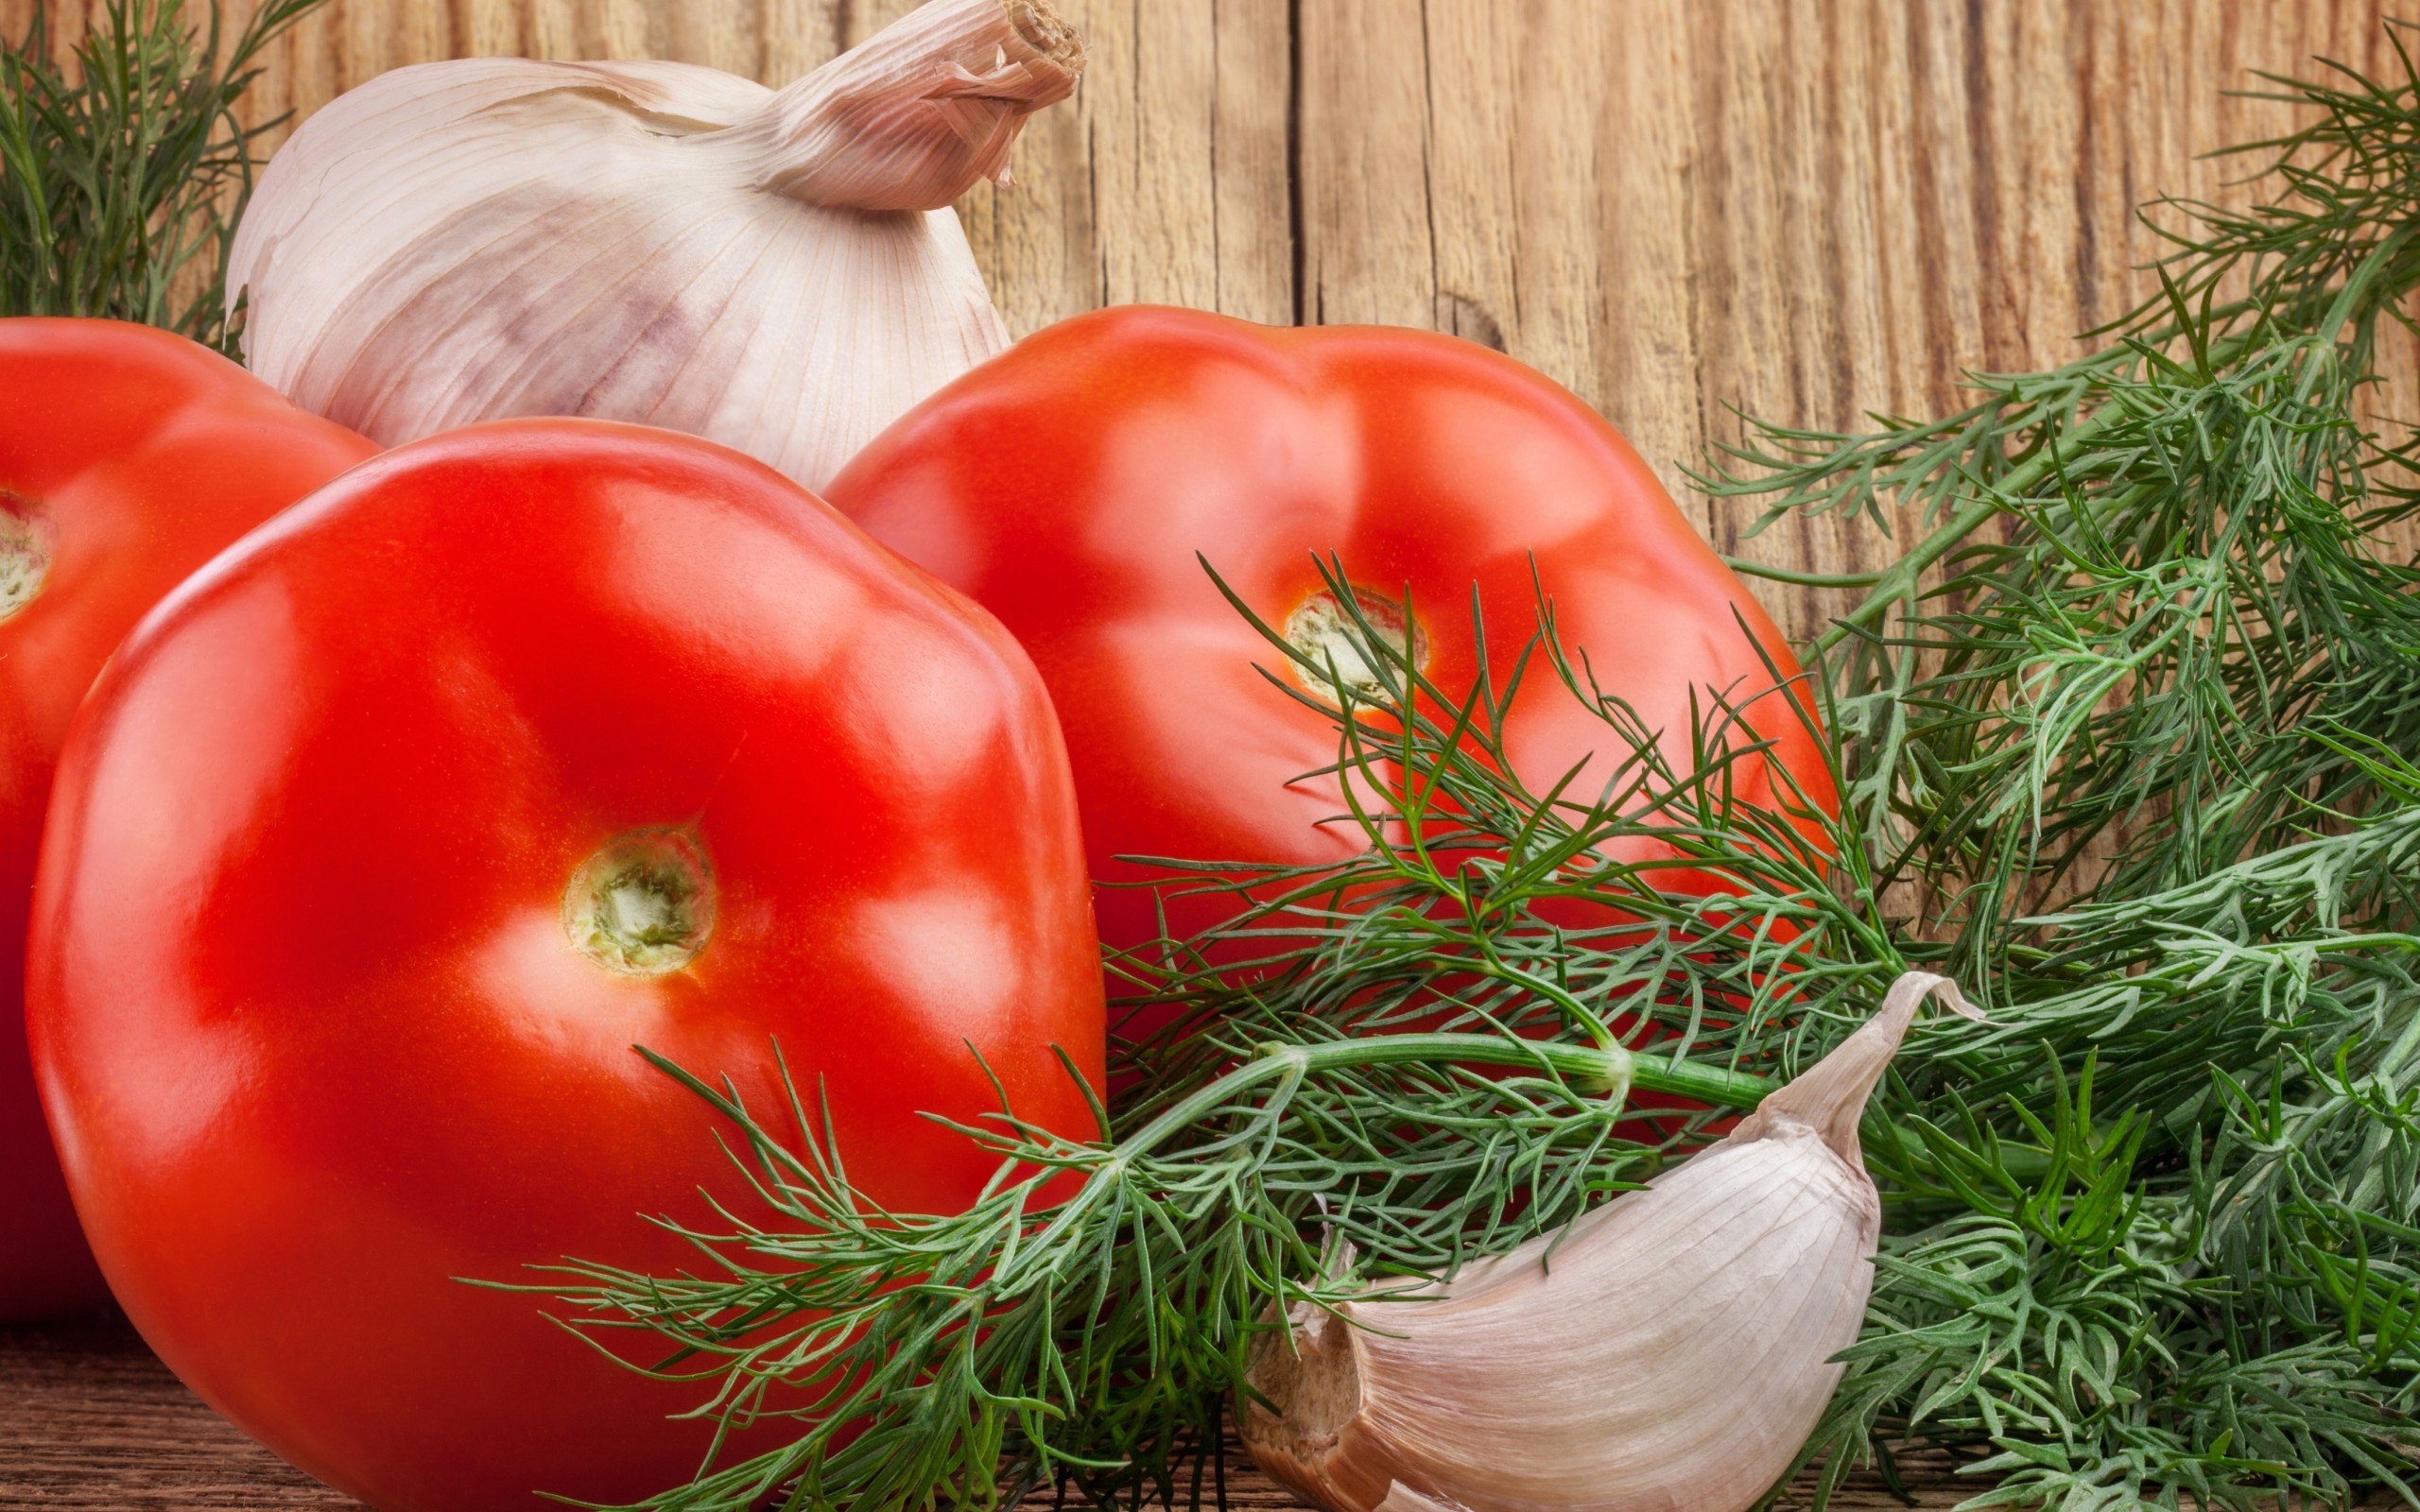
top-left (0, 1311), bottom-right (1979, 1509)
top-left (3, 0), bottom-right (2416, 1506)
top-left (4, 0), bottom-right (2415, 642)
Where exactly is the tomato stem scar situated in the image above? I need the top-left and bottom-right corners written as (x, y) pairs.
top-left (563, 827), bottom-right (716, 975)
top-left (0, 493), bottom-right (53, 625)
top-left (1283, 585), bottom-right (1428, 703)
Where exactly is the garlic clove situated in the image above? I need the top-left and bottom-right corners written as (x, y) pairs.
top-left (1242, 972), bottom-right (1981, 1512)
top-left (228, 0), bottom-right (1082, 492)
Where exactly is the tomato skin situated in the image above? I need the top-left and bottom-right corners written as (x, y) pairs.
top-left (26, 421), bottom-right (1105, 1512)
top-left (1, 318), bottom-right (378, 1321)
top-left (825, 307), bottom-right (1833, 955)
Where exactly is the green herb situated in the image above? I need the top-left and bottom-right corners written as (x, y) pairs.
top-left (1698, 38), bottom-right (2420, 1512)
top-left (527, 564), bottom-right (1879, 1512)
top-left (540, 35), bottom-right (2420, 1512)
top-left (1704, 42), bottom-right (2420, 978)
top-left (0, 0), bottom-right (327, 350)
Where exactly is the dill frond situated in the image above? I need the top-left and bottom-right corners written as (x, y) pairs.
top-left (541, 29), bottom-right (2420, 1512)
top-left (0, 0), bottom-right (327, 351)
top-left (1703, 30), bottom-right (2420, 1512)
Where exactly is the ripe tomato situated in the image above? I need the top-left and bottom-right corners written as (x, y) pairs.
top-left (825, 307), bottom-right (1833, 959)
top-left (1, 318), bottom-right (377, 1321)
top-left (26, 421), bottom-right (1105, 1512)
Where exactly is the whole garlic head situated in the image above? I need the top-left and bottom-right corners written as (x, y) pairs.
top-left (1243, 971), bottom-right (1982, 1512)
top-left (228, 0), bottom-right (1083, 491)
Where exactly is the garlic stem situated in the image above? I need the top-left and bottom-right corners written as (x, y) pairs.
top-left (741, 0), bottom-right (1083, 209)
top-left (1726, 968), bottom-right (1979, 1164)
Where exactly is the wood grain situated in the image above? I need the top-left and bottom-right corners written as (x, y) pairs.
top-left (0, 1316), bottom-right (358, 1509)
top-left (4, 2), bottom-right (2417, 1506)
top-left (0, 1313), bottom-right (1988, 1511)
top-left (6, 0), bottom-right (2410, 637)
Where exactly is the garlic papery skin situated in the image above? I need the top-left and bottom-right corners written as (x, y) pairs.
top-left (1241, 971), bottom-right (1982, 1512)
top-left (226, 0), bottom-right (1081, 492)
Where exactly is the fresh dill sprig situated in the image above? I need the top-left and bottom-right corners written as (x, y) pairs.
top-left (1700, 29), bottom-right (2420, 1512)
top-left (544, 558), bottom-right (2420, 1512)
top-left (541, 33), bottom-right (2420, 1512)
top-left (527, 565), bottom-right (1916, 1512)
top-left (0, 0), bottom-right (326, 351)
top-left (1699, 34), bottom-right (2420, 974)
top-left (1798, 803), bottom-right (2420, 1512)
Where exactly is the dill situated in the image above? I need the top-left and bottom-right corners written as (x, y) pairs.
top-left (528, 572), bottom-right (1897, 1512)
top-left (1699, 34), bottom-right (2420, 1512)
top-left (0, 0), bottom-right (327, 351)
top-left (541, 31), bottom-right (2420, 1512)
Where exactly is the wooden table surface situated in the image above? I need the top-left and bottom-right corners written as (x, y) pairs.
top-left (3, 0), bottom-right (2416, 1507)
top-left (1, 1311), bottom-right (1980, 1511)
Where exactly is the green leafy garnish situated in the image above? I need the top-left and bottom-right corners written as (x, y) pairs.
top-left (1703, 36), bottom-right (2420, 1512)
top-left (537, 31), bottom-right (2420, 1512)
top-left (1, 0), bottom-right (328, 350)
top-left (525, 565), bottom-right (1859, 1512)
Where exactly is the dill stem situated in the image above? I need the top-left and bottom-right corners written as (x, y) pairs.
top-left (1118, 1033), bottom-right (1772, 1160)
top-left (1727, 560), bottom-right (1889, 589)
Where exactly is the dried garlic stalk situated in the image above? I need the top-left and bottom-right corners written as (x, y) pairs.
top-left (1243, 971), bottom-right (1982, 1512)
top-left (228, 0), bottom-right (1081, 490)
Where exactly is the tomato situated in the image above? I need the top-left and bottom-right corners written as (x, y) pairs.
top-left (1, 319), bottom-right (377, 1321)
top-left (26, 421), bottom-right (1105, 1512)
top-left (824, 307), bottom-right (1833, 961)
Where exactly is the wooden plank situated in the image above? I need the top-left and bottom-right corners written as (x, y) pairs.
top-left (1088, 0), bottom-right (1223, 310)
top-left (1296, 0), bottom-right (1434, 329)
top-left (1421, 0), bottom-right (1522, 351)
top-left (3, 0), bottom-right (2401, 631)
top-left (3, 9), bottom-right (2417, 1503)
top-left (0, 1316), bottom-right (358, 1510)
top-left (1286, 0), bottom-right (2410, 638)
top-left (1654, 0), bottom-right (2419, 630)
top-left (758, 0), bottom-right (845, 88)
top-left (0, 1313), bottom-right (1984, 1511)
top-left (1209, 0), bottom-right (1294, 325)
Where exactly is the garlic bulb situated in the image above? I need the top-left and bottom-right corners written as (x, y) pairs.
top-left (227, 0), bottom-right (1082, 491)
top-left (1242, 971), bottom-right (1982, 1512)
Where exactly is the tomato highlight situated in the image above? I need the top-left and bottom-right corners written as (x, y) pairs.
top-left (0, 318), bottom-right (377, 1320)
top-left (26, 420), bottom-right (1106, 1512)
top-left (825, 305), bottom-right (1836, 959)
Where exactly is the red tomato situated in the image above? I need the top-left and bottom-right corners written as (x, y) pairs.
top-left (1, 319), bottom-right (377, 1321)
top-left (26, 421), bottom-right (1105, 1512)
top-left (825, 307), bottom-right (1834, 960)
